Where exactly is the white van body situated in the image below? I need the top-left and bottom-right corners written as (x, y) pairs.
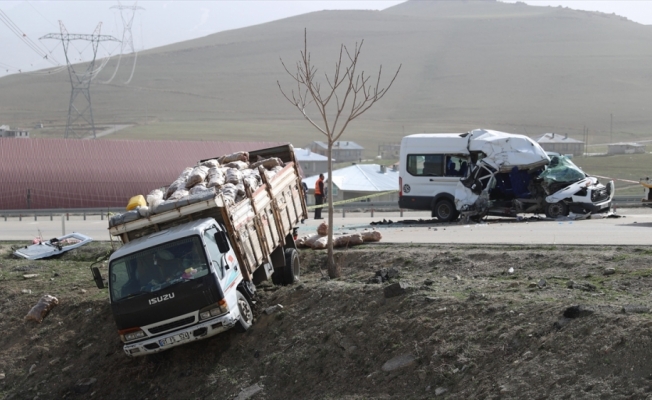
top-left (398, 133), bottom-right (470, 221)
top-left (399, 129), bottom-right (614, 221)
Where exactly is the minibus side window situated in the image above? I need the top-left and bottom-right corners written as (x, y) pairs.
top-left (407, 154), bottom-right (443, 176)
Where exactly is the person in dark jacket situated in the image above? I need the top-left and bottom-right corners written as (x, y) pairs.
top-left (314, 174), bottom-right (325, 219)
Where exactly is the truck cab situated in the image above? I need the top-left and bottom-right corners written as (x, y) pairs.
top-left (108, 218), bottom-right (252, 357)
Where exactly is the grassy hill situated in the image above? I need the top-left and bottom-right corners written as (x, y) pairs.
top-left (1, 0), bottom-right (652, 158)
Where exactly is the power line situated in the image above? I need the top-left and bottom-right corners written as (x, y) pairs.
top-left (0, 9), bottom-right (60, 66)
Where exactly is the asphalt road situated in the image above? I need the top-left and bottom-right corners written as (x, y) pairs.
top-left (1, 208), bottom-right (651, 246)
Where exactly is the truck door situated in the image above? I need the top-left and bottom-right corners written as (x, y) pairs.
top-left (203, 227), bottom-right (242, 296)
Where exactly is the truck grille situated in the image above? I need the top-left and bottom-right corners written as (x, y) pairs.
top-left (148, 316), bottom-right (195, 334)
top-left (592, 188), bottom-right (609, 203)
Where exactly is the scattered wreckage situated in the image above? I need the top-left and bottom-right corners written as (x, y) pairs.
top-left (399, 129), bottom-right (614, 221)
top-left (13, 232), bottom-right (93, 260)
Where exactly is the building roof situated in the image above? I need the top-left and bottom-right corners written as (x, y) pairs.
top-left (0, 138), bottom-right (280, 210)
top-left (309, 141), bottom-right (364, 150)
top-left (534, 133), bottom-right (584, 144)
top-left (303, 164), bottom-right (398, 192)
top-left (293, 148), bottom-right (330, 161)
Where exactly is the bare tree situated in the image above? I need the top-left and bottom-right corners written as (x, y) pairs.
top-left (278, 29), bottom-right (401, 278)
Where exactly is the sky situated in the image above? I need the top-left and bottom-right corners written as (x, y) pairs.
top-left (1, 1), bottom-right (652, 78)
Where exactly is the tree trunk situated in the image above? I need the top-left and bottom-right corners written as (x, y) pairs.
top-left (326, 143), bottom-right (339, 278)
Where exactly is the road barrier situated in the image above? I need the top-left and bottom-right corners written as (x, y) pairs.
top-left (0, 196), bottom-right (645, 222)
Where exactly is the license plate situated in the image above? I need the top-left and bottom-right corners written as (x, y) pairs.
top-left (158, 332), bottom-right (191, 347)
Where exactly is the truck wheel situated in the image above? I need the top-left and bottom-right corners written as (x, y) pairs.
top-left (271, 269), bottom-right (283, 286)
top-left (433, 199), bottom-right (458, 222)
top-left (283, 248), bottom-right (300, 285)
top-left (235, 290), bottom-right (254, 332)
top-left (545, 201), bottom-right (569, 219)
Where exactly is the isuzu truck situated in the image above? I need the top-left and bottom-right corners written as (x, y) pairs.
top-left (92, 144), bottom-right (307, 357)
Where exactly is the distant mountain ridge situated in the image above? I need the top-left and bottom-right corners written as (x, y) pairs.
top-left (1, 0), bottom-right (650, 154)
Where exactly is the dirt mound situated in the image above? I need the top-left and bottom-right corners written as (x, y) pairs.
top-left (2, 242), bottom-right (652, 399)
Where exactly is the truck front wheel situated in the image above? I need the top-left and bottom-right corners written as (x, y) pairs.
top-left (544, 201), bottom-right (569, 219)
top-left (433, 199), bottom-right (458, 222)
top-left (235, 290), bottom-right (254, 332)
top-left (283, 248), bottom-right (300, 285)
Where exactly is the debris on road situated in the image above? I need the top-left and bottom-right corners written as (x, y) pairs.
top-left (297, 227), bottom-right (382, 250)
top-left (13, 232), bottom-right (93, 260)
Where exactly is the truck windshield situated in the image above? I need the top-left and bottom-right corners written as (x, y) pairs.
top-left (109, 236), bottom-right (209, 302)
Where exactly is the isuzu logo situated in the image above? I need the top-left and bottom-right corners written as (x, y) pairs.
top-left (149, 293), bottom-right (175, 305)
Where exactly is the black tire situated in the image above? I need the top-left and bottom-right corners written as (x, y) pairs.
top-left (545, 201), bottom-right (569, 219)
top-left (433, 199), bottom-right (458, 222)
top-left (283, 248), bottom-right (300, 285)
top-left (271, 269), bottom-right (283, 285)
top-left (235, 290), bottom-right (254, 332)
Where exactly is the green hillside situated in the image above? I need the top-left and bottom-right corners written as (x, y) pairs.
top-left (1, 0), bottom-right (652, 159)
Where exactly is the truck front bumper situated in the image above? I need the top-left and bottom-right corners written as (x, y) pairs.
top-left (123, 312), bottom-right (238, 357)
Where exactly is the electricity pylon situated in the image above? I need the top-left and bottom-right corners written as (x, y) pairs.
top-left (104, 4), bottom-right (144, 85)
top-left (41, 22), bottom-right (120, 139)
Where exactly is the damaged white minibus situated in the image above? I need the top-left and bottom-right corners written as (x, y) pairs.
top-left (398, 129), bottom-right (614, 222)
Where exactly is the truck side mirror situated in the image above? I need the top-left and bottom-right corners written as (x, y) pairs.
top-left (91, 267), bottom-right (106, 289)
top-left (214, 231), bottom-right (230, 253)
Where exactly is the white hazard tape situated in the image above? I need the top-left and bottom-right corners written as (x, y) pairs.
top-left (593, 175), bottom-right (640, 184)
top-left (306, 190), bottom-right (398, 210)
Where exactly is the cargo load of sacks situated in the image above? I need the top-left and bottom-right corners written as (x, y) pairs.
top-left (296, 222), bottom-right (382, 250)
top-left (110, 151), bottom-right (285, 228)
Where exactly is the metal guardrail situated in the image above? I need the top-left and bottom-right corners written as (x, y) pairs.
top-left (0, 196), bottom-right (645, 220)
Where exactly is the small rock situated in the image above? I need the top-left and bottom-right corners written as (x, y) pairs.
top-left (384, 282), bottom-right (409, 298)
top-left (528, 282), bottom-right (537, 288)
top-left (604, 267), bottom-right (616, 276)
top-left (435, 387), bottom-right (448, 396)
top-left (375, 268), bottom-right (389, 281)
top-left (508, 267), bottom-right (514, 274)
top-left (80, 289), bottom-right (87, 294)
top-left (49, 358), bottom-right (60, 365)
top-left (23, 274), bottom-right (39, 279)
top-left (537, 279), bottom-right (547, 288)
top-left (381, 353), bottom-right (416, 372)
top-left (53, 273), bottom-right (60, 277)
top-left (417, 370), bottom-right (426, 381)
top-left (567, 281), bottom-right (596, 291)
top-left (61, 365), bottom-right (73, 372)
top-left (368, 276), bottom-right (383, 284)
top-left (234, 383), bottom-right (264, 400)
top-left (554, 317), bottom-right (572, 330)
top-left (74, 378), bottom-right (97, 394)
top-left (387, 267), bottom-right (400, 280)
top-left (508, 281), bottom-right (519, 288)
top-left (21, 289), bottom-right (32, 294)
top-left (622, 305), bottom-right (650, 314)
top-left (0, 372), bottom-right (4, 380)
top-left (423, 279), bottom-right (434, 286)
top-left (424, 296), bottom-right (438, 302)
top-left (263, 304), bottom-right (283, 315)
top-left (28, 364), bottom-right (36, 375)
top-left (563, 305), bottom-right (594, 319)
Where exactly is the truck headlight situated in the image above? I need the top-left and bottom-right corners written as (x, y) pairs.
top-left (199, 299), bottom-right (230, 320)
top-left (120, 328), bottom-right (145, 342)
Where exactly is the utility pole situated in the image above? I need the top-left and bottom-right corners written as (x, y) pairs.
top-left (610, 113), bottom-right (613, 144)
top-left (41, 22), bottom-right (120, 139)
